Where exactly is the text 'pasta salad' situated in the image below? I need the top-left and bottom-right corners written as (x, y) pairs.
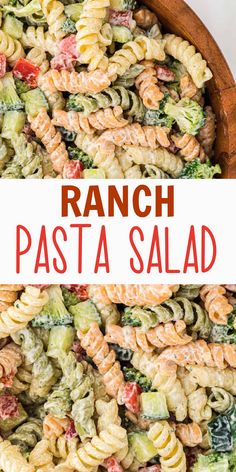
top-left (0, 283), bottom-right (236, 471)
top-left (0, 0), bottom-right (221, 179)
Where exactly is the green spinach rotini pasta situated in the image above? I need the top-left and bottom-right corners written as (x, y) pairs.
top-left (0, 284), bottom-right (235, 471)
top-left (0, 1), bottom-right (220, 179)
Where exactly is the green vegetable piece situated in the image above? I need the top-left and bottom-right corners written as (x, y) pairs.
top-left (2, 15), bottom-right (23, 39)
top-left (32, 285), bottom-right (73, 328)
top-left (210, 316), bottom-right (236, 344)
top-left (122, 306), bottom-right (159, 331)
top-left (62, 18), bottom-right (76, 33)
top-left (47, 326), bottom-right (75, 357)
top-left (208, 414), bottom-right (233, 452)
top-left (140, 392), bottom-right (169, 419)
top-left (180, 159), bottom-right (221, 179)
top-left (15, 78), bottom-right (31, 95)
top-left (3, 0), bottom-right (42, 17)
top-left (129, 432), bottom-right (158, 463)
top-left (0, 73), bottom-right (23, 112)
top-left (62, 287), bottom-right (80, 309)
top-left (111, 344), bottom-right (133, 361)
top-left (112, 26), bottom-right (133, 43)
top-left (124, 367), bottom-right (152, 392)
top-left (110, 0), bottom-right (137, 10)
top-left (68, 147), bottom-right (93, 168)
top-left (21, 88), bottom-right (48, 117)
top-left (192, 453), bottom-right (229, 472)
top-left (0, 404), bottom-right (28, 433)
top-left (65, 3), bottom-right (83, 21)
top-left (69, 300), bottom-right (101, 332)
top-left (83, 168), bottom-right (106, 179)
top-left (2, 111), bottom-right (25, 138)
top-left (164, 97), bottom-right (205, 135)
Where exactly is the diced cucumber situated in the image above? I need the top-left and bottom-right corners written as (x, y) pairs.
top-left (0, 404), bottom-right (28, 433)
top-left (112, 26), bottom-right (132, 43)
top-left (21, 88), bottom-right (48, 117)
top-left (110, 0), bottom-right (137, 10)
top-left (47, 326), bottom-right (75, 357)
top-left (69, 300), bottom-right (101, 333)
top-left (65, 4), bottom-right (83, 21)
top-left (2, 111), bottom-right (26, 138)
top-left (83, 168), bottom-right (106, 179)
top-left (2, 15), bottom-right (23, 39)
top-left (129, 432), bottom-right (158, 463)
top-left (141, 392), bottom-right (169, 419)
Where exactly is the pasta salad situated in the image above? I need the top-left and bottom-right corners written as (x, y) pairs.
top-left (0, 0), bottom-right (221, 179)
top-left (0, 283), bottom-right (236, 471)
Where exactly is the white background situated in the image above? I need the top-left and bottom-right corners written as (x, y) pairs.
top-left (1, 180), bottom-right (236, 284)
top-left (186, 0), bottom-right (236, 79)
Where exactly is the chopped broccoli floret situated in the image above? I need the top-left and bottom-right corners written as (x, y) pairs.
top-left (32, 285), bottom-right (73, 328)
top-left (180, 159), bottom-right (221, 179)
top-left (61, 287), bottom-right (80, 309)
top-left (164, 97), bottom-right (205, 135)
top-left (210, 315), bottom-right (236, 343)
top-left (111, 344), bottom-right (133, 361)
top-left (62, 18), bottom-right (76, 33)
top-left (143, 94), bottom-right (174, 128)
top-left (192, 453), bottom-right (229, 472)
top-left (14, 78), bottom-right (31, 95)
top-left (124, 367), bottom-right (152, 392)
top-left (122, 307), bottom-right (159, 331)
top-left (3, 0), bottom-right (42, 17)
top-left (68, 147), bottom-right (93, 168)
top-left (0, 73), bottom-right (23, 112)
top-left (66, 94), bottom-right (86, 112)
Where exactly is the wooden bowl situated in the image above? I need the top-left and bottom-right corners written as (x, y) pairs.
top-left (144, 0), bottom-right (236, 177)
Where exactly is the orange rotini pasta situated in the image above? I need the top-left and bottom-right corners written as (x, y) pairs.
top-left (200, 284), bottom-right (233, 325)
top-left (135, 60), bottom-right (164, 109)
top-left (0, 285), bottom-right (23, 312)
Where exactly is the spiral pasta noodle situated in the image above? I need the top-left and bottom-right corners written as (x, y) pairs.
top-left (0, 438), bottom-right (34, 472)
top-left (175, 422), bottom-right (203, 447)
top-left (207, 387), bottom-right (235, 413)
top-left (157, 340), bottom-right (236, 369)
top-left (88, 284), bottom-right (179, 306)
top-left (66, 423), bottom-right (128, 471)
top-left (88, 285), bottom-right (120, 327)
top-left (8, 418), bottom-right (43, 453)
top-left (0, 286), bottom-right (48, 338)
top-left (77, 322), bottom-right (126, 404)
top-left (132, 351), bottom-right (187, 421)
top-left (188, 387), bottom-right (212, 423)
top-left (76, 0), bottom-right (110, 71)
top-left (105, 321), bottom-right (192, 352)
top-left (172, 133), bottom-right (206, 162)
top-left (47, 434), bottom-right (79, 461)
top-left (117, 145), bottom-right (184, 178)
top-left (187, 365), bottom-right (236, 395)
top-left (41, 0), bottom-right (66, 39)
top-left (135, 60), bottom-right (164, 109)
top-left (164, 34), bottom-right (213, 88)
top-left (10, 363), bottom-right (32, 394)
top-left (0, 31), bottom-right (25, 65)
top-left (42, 68), bottom-right (111, 94)
top-left (180, 73), bottom-right (199, 100)
top-left (29, 438), bottom-right (55, 471)
top-left (148, 421), bottom-right (186, 472)
top-left (29, 109), bottom-right (69, 173)
top-left (52, 106), bottom-right (128, 134)
top-left (0, 285), bottom-right (23, 312)
top-left (200, 284), bottom-right (233, 325)
top-left (22, 26), bottom-right (59, 55)
top-left (43, 415), bottom-right (70, 439)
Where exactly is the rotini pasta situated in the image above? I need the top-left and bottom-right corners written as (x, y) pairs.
top-left (0, 342), bottom-right (22, 388)
top-left (207, 387), bottom-right (235, 413)
top-left (148, 421), bottom-right (186, 472)
top-left (0, 438), bottom-right (34, 472)
top-left (175, 422), bottom-right (202, 447)
top-left (88, 284), bottom-right (179, 306)
top-left (135, 60), bottom-right (164, 109)
top-left (200, 284), bottom-right (233, 325)
top-left (164, 33), bottom-right (213, 87)
top-left (172, 133), bottom-right (206, 162)
top-left (0, 285), bottom-right (23, 312)
top-left (188, 388), bottom-right (212, 423)
top-left (0, 31), bottom-right (25, 65)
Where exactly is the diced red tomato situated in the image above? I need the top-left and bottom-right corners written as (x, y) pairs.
top-left (0, 54), bottom-right (6, 78)
top-left (63, 284), bottom-right (89, 300)
top-left (59, 34), bottom-right (78, 59)
top-left (63, 160), bottom-right (84, 179)
top-left (109, 9), bottom-right (132, 28)
top-left (72, 340), bottom-right (86, 361)
top-left (123, 382), bottom-right (142, 413)
top-left (50, 53), bottom-right (75, 72)
top-left (138, 466), bottom-right (161, 472)
top-left (156, 65), bottom-right (175, 82)
top-left (65, 420), bottom-right (77, 440)
top-left (0, 395), bottom-right (19, 420)
top-left (13, 58), bottom-right (40, 87)
top-left (104, 456), bottom-right (124, 472)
